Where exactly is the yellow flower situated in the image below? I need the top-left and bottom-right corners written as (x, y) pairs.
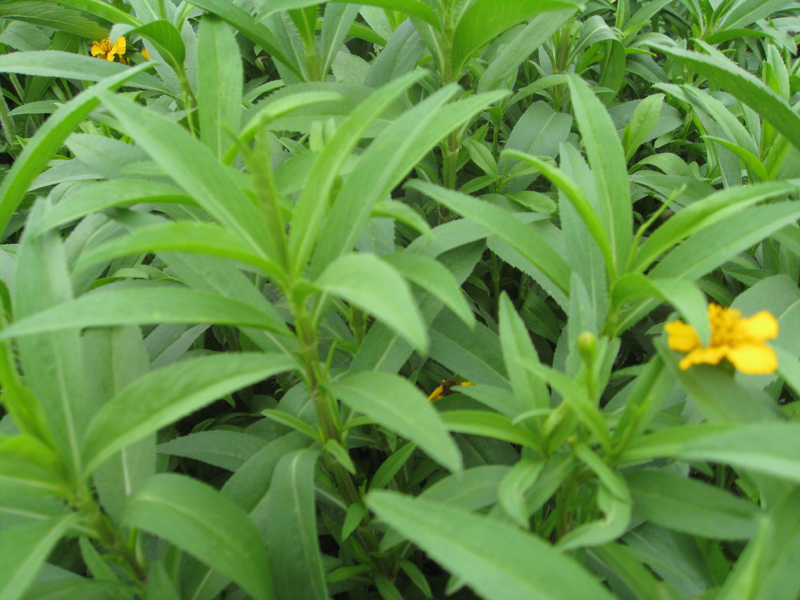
top-left (90, 36), bottom-right (127, 63)
top-left (141, 48), bottom-right (150, 61)
top-left (665, 303), bottom-right (778, 374)
top-left (428, 379), bottom-right (474, 402)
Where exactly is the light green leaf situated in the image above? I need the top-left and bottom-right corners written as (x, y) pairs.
top-left (315, 253), bottom-right (428, 353)
top-left (383, 252), bottom-right (474, 329)
top-left (367, 491), bottom-right (616, 600)
top-left (625, 470), bottom-right (757, 540)
top-left (653, 44), bottom-right (800, 153)
top-left (332, 0), bottom-right (440, 29)
top-left (198, 15), bottom-right (243, 160)
top-left (123, 474), bottom-right (275, 600)
top-left (74, 222), bottom-right (286, 284)
top-left (264, 448), bottom-right (328, 600)
top-left (97, 91), bottom-right (277, 264)
top-left (620, 423), bottom-right (800, 484)
top-left (81, 353), bottom-right (297, 474)
top-left (409, 180), bottom-right (571, 295)
top-left (451, 0), bottom-right (582, 76)
top-left (330, 371), bottom-right (462, 472)
top-left (189, 0), bottom-right (301, 78)
top-left (0, 61), bottom-right (156, 237)
top-left (2, 287), bottom-right (291, 340)
top-left (0, 513), bottom-right (80, 600)
top-left (567, 74), bottom-right (631, 275)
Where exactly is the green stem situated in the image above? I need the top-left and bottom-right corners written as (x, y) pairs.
top-left (0, 89), bottom-right (18, 157)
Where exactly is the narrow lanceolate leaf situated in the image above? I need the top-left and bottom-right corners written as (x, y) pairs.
top-left (367, 492), bottom-right (616, 600)
top-left (288, 70), bottom-right (426, 275)
top-left (310, 87), bottom-right (507, 277)
top-left (0, 512), bottom-right (80, 600)
top-left (189, 0), bottom-right (301, 78)
top-left (409, 180), bottom-right (571, 295)
top-left (567, 75), bottom-right (631, 275)
top-left (632, 181), bottom-right (798, 273)
top-left (0, 61), bottom-right (155, 236)
top-left (1, 287), bottom-right (291, 340)
top-left (650, 202), bottom-right (800, 281)
top-left (451, 0), bottom-right (583, 75)
top-left (653, 44), bottom-right (800, 153)
top-left (27, 180), bottom-right (193, 235)
top-left (123, 474), bottom-right (275, 600)
top-left (619, 423), bottom-right (800, 483)
top-left (315, 253), bottom-right (428, 353)
top-left (96, 91), bottom-right (278, 263)
top-left (332, 0), bottom-right (440, 29)
top-left (330, 372), bottom-right (462, 472)
top-left (264, 448), bottom-right (328, 600)
top-left (13, 200), bottom-right (88, 479)
top-left (81, 353), bottom-right (298, 474)
top-left (198, 15), bottom-right (243, 160)
top-left (74, 222), bottom-right (286, 284)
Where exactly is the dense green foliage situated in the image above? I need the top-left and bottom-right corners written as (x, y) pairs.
top-left (2, 0), bottom-right (800, 599)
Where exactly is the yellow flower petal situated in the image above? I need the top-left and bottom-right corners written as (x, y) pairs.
top-left (111, 36), bottom-right (126, 56)
top-left (678, 346), bottom-right (728, 370)
top-left (725, 344), bottom-right (778, 375)
top-left (427, 384), bottom-right (444, 402)
top-left (737, 311), bottom-right (778, 342)
top-left (665, 320), bottom-right (701, 353)
top-left (141, 48), bottom-right (150, 61)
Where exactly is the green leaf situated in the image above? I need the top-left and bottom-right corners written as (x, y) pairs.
top-left (0, 513), bottom-right (80, 600)
top-left (157, 431), bottom-right (266, 471)
top-left (197, 15), bottom-right (243, 160)
top-left (0, 1), bottom-right (108, 38)
top-left (310, 87), bottom-right (507, 276)
top-left (612, 275), bottom-right (710, 345)
top-left (383, 253), bottom-right (474, 329)
top-left (27, 180), bottom-right (193, 235)
top-left (367, 491), bottom-right (617, 600)
top-left (451, 0), bottom-right (582, 76)
top-left (370, 441), bottom-right (417, 491)
top-left (13, 201), bottom-right (88, 479)
top-left (653, 44), bottom-right (800, 153)
top-left (111, 19), bottom-right (185, 73)
top-left (716, 487), bottom-right (800, 600)
top-left (330, 371), bottom-right (462, 472)
top-left (0, 61), bottom-right (156, 237)
top-left (74, 222), bottom-right (286, 283)
top-left (498, 295), bottom-right (550, 416)
top-left (650, 202), bottom-right (800, 281)
top-left (123, 474), bottom-right (275, 600)
top-left (21, 0), bottom-right (139, 25)
top-left (2, 287), bottom-right (291, 340)
top-left (619, 423), bottom-right (800, 484)
top-left (97, 91), bottom-right (278, 264)
top-left (632, 181), bottom-right (798, 273)
top-left (189, 0), bottom-right (301, 79)
top-left (332, 0), bottom-right (440, 29)
top-left (504, 149), bottom-right (616, 280)
top-left (409, 180), bottom-right (571, 295)
top-left (289, 70), bottom-right (426, 274)
top-left (264, 448), bottom-right (328, 600)
top-left (478, 9), bottom-right (576, 92)
top-left (441, 410), bottom-right (540, 450)
top-left (567, 74), bottom-right (631, 275)
top-left (315, 253), bottom-right (428, 353)
top-left (625, 470), bottom-right (757, 540)
top-left (0, 51), bottom-right (168, 93)
top-left (81, 353), bottom-right (297, 474)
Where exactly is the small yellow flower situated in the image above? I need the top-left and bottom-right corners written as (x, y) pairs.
top-left (428, 379), bottom-right (474, 402)
top-left (665, 303), bottom-right (778, 374)
top-left (90, 36), bottom-right (127, 63)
